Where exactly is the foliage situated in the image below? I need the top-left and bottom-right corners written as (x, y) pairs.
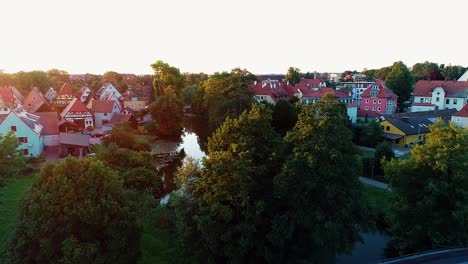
top-left (353, 121), bottom-right (384, 147)
top-left (183, 72), bottom-right (209, 86)
top-left (285, 67), bottom-right (302, 85)
top-left (0, 132), bottom-right (26, 186)
top-left (102, 123), bottom-right (150, 151)
top-left (181, 85), bottom-right (199, 106)
top-left (151, 61), bottom-right (185, 97)
top-left (103, 71), bottom-right (127, 92)
top-left (94, 143), bottom-right (155, 172)
top-left (374, 142), bottom-right (395, 176)
top-left (267, 94), bottom-right (369, 263)
top-left (385, 61), bottom-right (414, 110)
top-left (385, 120), bottom-right (468, 255)
top-left (175, 104), bottom-right (283, 262)
top-left (441, 65), bottom-right (466, 80)
top-left (148, 90), bottom-right (184, 138)
top-left (123, 167), bottom-right (163, 199)
top-left (411, 61), bottom-right (443, 81)
top-left (47, 69), bottom-right (70, 88)
top-left (11, 71), bottom-right (53, 94)
top-left (7, 157), bottom-right (140, 264)
top-left (271, 99), bottom-right (298, 136)
top-left (203, 68), bottom-right (256, 130)
top-left (0, 174), bottom-right (37, 261)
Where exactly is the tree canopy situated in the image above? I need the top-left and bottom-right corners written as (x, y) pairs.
top-left (385, 120), bottom-right (468, 255)
top-left (7, 157), bottom-right (140, 264)
top-left (285, 67), bottom-right (302, 85)
top-left (411, 61), bottom-right (443, 81)
top-left (385, 61), bottom-right (414, 109)
top-left (0, 132), bottom-right (26, 186)
top-left (151, 60), bottom-right (185, 97)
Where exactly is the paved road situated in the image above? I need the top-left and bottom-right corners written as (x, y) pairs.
top-left (359, 177), bottom-right (390, 190)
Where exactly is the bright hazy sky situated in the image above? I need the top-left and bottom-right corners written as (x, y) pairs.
top-left (1, 0), bottom-right (467, 75)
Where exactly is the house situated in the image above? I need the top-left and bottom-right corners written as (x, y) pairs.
top-left (411, 80), bottom-right (468, 112)
top-left (379, 109), bottom-right (455, 147)
top-left (0, 85), bottom-right (24, 108)
top-left (44, 87), bottom-right (57, 102)
top-left (60, 98), bottom-right (94, 130)
top-left (58, 132), bottom-right (90, 157)
top-left (337, 81), bottom-right (376, 104)
top-left (250, 80), bottom-right (292, 104)
top-left (95, 83), bottom-right (121, 101)
top-left (0, 107), bottom-right (44, 156)
top-left (102, 113), bottom-right (132, 133)
top-left (296, 78), bottom-right (327, 89)
top-left (451, 104), bottom-right (468, 128)
top-left (36, 112), bottom-right (59, 146)
top-left (119, 89), bottom-right (148, 111)
top-left (360, 83), bottom-right (398, 114)
top-left (54, 83), bottom-right (76, 109)
top-left (75, 86), bottom-right (92, 104)
top-left (91, 100), bottom-right (121, 127)
top-left (300, 88), bottom-right (357, 124)
top-left (22, 87), bottom-right (50, 113)
top-left (458, 70), bottom-right (468, 81)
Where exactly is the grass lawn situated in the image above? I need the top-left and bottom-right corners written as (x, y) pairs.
top-left (0, 174), bottom-right (38, 258)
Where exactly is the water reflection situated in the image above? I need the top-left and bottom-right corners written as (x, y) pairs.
top-left (336, 231), bottom-right (388, 264)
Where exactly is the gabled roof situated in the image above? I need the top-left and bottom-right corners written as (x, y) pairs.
top-left (249, 81), bottom-right (289, 102)
top-left (120, 89), bottom-right (147, 101)
top-left (300, 87), bottom-right (351, 99)
top-left (75, 86), bottom-right (90, 99)
top-left (297, 78), bottom-right (324, 88)
top-left (61, 98), bottom-right (92, 117)
top-left (384, 109), bottom-right (456, 120)
top-left (35, 112), bottom-right (59, 135)
top-left (92, 100), bottom-right (117, 113)
top-left (0, 107), bottom-right (43, 134)
top-left (23, 87), bottom-right (49, 113)
top-left (361, 84), bottom-right (398, 99)
top-left (382, 109), bottom-right (456, 135)
top-left (453, 104), bottom-right (468, 117)
top-left (0, 86), bottom-right (22, 106)
top-left (59, 132), bottom-right (90, 147)
top-left (57, 83), bottom-right (74, 95)
top-left (109, 113), bottom-right (131, 124)
top-left (413, 80), bottom-right (468, 97)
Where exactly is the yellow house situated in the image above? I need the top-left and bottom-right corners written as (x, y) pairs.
top-left (120, 89), bottom-right (148, 111)
top-left (380, 117), bottom-right (430, 147)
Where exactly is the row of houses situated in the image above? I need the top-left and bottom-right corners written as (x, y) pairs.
top-left (0, 83), bottom-right (150, 157)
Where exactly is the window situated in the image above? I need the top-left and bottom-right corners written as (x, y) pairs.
top-left (436, 97), bottom-right (440, 102)
top-left (104, 113), bottom-right (108, 116)
top-left (386, 126), bottom-right (390, 131)
top-left (377, 107), bottom-right (381, 111)
top-left (366, 99), bottom-right (369, 103)
top-left (372, 107), bottom-right (376, 111)
top-left (418, 135), bottom-right (422, 140)
top-left (420, 98), bottom-right (424, 103)
top-left (11, 126), bottom-right (16, 132)
top-left (18, 137), bottom-right (28, 143)
top-left (425, 98), bottom-right (430, 103)
top-left (454, 99), bottom-right (457, 104)
top-left (456, 117), bottom-right (461, 122)
top-left (33, 97), bottom-right (36, 100)
top-left (23, 149), bottom-right (29, 155)
top-left (365, 106), bottom-right (369, 110)
top-left (3, 107), bottom-right (7, 111)
top-left (446, 99), bottom-right (450, 104)
top-left (378, 100), bottom-right (382, 104)
top-left (373, 99), bottom-right (377, 104)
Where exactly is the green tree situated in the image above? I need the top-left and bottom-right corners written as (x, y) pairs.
top-left (148, 90), bottom-right (184, 138)
top-left (364, 121), bottom-right (385, 147)
top-left (102, 123), bottom-right (150, 151)
top-left (267, 94), bottom-right (368, 263)
top-left (176, 104), bottom-right (283, 262)
top-left (12, 71), bottom-right (53, 94)
top-left (0, 131), bottom-right (26, 186)
top-left (103, 71), bottom-right (127, 92)
top-left (385, 61), bottom-right (414, 110)
top-left (0, 70), bottom-right (13, 86)
top-left (203, 68), bottom-right (256, 130)
top-left (285, 67), bottom-right (302, 85)
top-left (181, 84), bottom-right (199, 106)
top-left (411, 61), bottom-right (443, 81)
top-left (375, 66), bottom-right (392, 80)
top-left (385, 120), bottom-right (468, 255)
top-left (183, 72), bottom-right (209, 86)
top-left (151, 60), bottom-right (185, 97)
top-left (271, 99), bottom-right (298, 136)
top-left (7, 157), bottom-right (140, 264)
top-left (374, 141), bottom-right (395, 176)
top-left (442, 65), bottom-right (466, 80)
top-left (47, 69), bottom-right (70, 88)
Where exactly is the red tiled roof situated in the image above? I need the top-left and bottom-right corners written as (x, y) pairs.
top-left (453, 104), bottom-right (468, 117)
top-left (109, 113), bottom-right (131, 124)
top-left (249, 81), bottom-right (289, 102)
top-left (92, 100), bottom-right (116, 113)
top-left (302, 87), bottom-right (352, 99)
top-left (58, 83), bottom-right (74, 95)
top-left (361, 84), bottom-right (398, 99)
top-left (61, 98), bottom-right (92, 117)
top-left (23, 87), bottom-right (49, 113)
top-left (357, 109), bottom-right (380, 118)
top-left (36, 112), bottom-right (59, 135)
top-left (0, 86), bottom-right (14, 104)
top-left (413, 80), bottom-right (468, 97)
top-left (297, 78), bottom-right (324, 87)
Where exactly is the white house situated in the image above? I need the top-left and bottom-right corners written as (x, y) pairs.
top-left (458, 70), bottom-right (468, 81)
top-left (451, 104), bottom-right (468, 128)
top-left (96, 83), bottom-right (121, 101)
top-left (91, 100), bottom-right (121, 127)
top-left (44, 87), bottom-right (57, 102)
top-left (411, 80), bottom-right (468, 112)
top-left (0, 107), bottom-right (44, 156)
top-left (337, 81), bottom-right (376, 105)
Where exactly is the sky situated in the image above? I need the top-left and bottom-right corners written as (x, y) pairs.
top-left (1, 0), bottom-right (467, 75)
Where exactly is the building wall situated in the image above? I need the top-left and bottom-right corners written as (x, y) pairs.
top-left (123, 100), bottom-right (147, 111)
top-left (411, 105), bottom-right (435, 112)
top-left (346, 106), bottom-right (357, 124)
top-left (361, 97), bottom-right (391, 114)
top-left (43, 135), bottom-right (59, 146)
top-left (451, 116), bottom-right (468, 128)
top-left (0, 113), bottom-right (43, 156)
top-left (94, 113), bottom-right (112, 128)
top-left (254, 95), bottom-right (276, 105)
top-left (380, 120), bottom-right (428, 147)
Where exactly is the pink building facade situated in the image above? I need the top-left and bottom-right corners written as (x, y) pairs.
top-left (359, 83), bottom-right (398, 115)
